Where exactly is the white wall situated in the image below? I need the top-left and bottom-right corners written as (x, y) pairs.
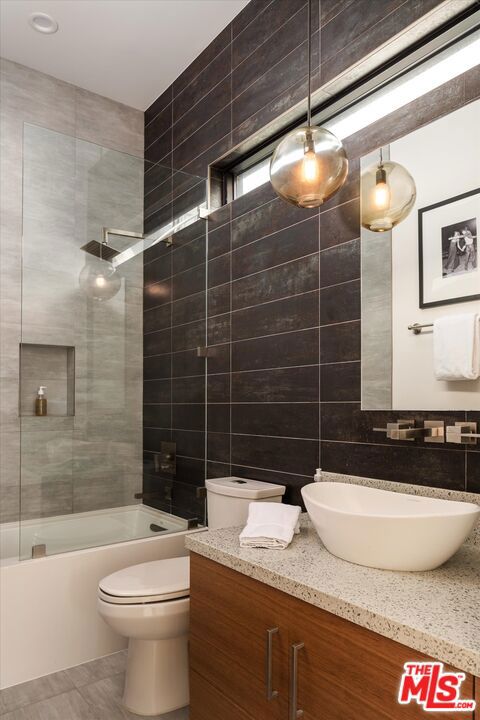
top-left (391, 101), bottom-right (480, 410)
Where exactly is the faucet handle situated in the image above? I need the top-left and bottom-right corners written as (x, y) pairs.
top-left (422, 420), bottom-right (445, 444)
top-left (373, 420), bottom-right (415, 441)
top-left (373, 419), bottom-right (444, 443)
top-left (446, 422), bottom-right (479, 444)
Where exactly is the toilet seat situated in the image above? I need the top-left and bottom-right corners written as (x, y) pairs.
top-left (98, 587), bottom-right (188, 604)
top-left (98, 556), bottom-right (190, 605)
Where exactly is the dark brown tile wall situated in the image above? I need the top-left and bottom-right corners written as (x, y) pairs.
top-left (143, 218), bottom-right (207, 520)
top-left (144, 0), bottom-right (479, 513)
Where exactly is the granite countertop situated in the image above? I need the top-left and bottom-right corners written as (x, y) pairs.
top-left (185, 515), bottom-right (480, 676)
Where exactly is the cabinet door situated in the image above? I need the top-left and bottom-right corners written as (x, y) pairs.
top-left (289, 594), bottom-right (475, 720)
top-left (190, 553), bottom-right (289, 719)
top-left (190, 670), bottom-right (252, 720)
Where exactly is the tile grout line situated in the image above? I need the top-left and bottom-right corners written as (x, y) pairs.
top-left (232, 0), bottom-right (276, 43)
top-left (188, 318), bottom-right (360, 350)
top-left (231, 190), bottom-right (357, 231)
top-left (144, 85), bottom-right (172, 129)
top-left (232, 210), bottom-right (316, 251)
top-left (232, 215), bottom-right (318, 257)
top-left (231, 53), bottom-right (316, 140)
top-left (172, 73), bottom-right (230, 138)
top-left (144, 111), bottom-right (172, 152)
top-left (232, 1), bottom-right (309, 85)
top-left (169, 108), bottom-right (174, 445)
top-left (144, 124), bottom-right (172, 162)
top-left (173, 104), bottom-right (232, 159)
top-left (175, 129), bottom-right (232, 174)
top-left (230, 462), bottom-right (312, 480)
top-left (232, 26), bottom-right (315, 106)
top-left (318, 204), bottom-right (322, 473)
top-left (144, 226), bottom-right (206, 266)
top-left (173, 37), bottom-right (232, 108)
top-left (204, 195), bottom-right (210, 493)
top-left (145, 258), bottom-right (206, 288)
top-left (321, 438), bottom-right (468, 453)
top-left (228, 205), bottom-right (233, 476)
top-left (229, 250), bottom-right (320, 285)
top-left (145, 175), bottom-right (205, 224)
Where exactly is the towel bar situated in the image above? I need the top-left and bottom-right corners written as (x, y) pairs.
top-left (408, 322), bottom-right (433, 334)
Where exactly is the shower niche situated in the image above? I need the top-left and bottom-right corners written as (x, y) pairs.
top-left (19, 343), bottom-right (75, 417)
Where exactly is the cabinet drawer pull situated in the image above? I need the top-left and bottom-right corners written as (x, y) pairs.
top-left (265, 627), bottom-right (279, 700)
top-left (289, 642), bottom-right (304, 719)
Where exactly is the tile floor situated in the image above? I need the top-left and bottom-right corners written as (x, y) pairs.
top-left (0, 651), bottom-right (189, 720)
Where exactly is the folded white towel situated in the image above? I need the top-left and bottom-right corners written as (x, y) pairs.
top-left (434, 313), bottom-right (480, 381)
top-left (239, 502), bottom-right (301, 549)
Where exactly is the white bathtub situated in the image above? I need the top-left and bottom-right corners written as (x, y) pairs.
top-left (0, 506), bottom-right (202, 689)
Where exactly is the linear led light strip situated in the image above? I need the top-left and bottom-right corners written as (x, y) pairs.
top-left (327, 30), bottom-right (480, 140)
top-left (238, 30), bottom-right (480, 195)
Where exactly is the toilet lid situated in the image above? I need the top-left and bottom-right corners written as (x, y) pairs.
top-left (99, 556), bottom-right (190, 603)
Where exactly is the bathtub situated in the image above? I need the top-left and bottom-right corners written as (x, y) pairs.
top-left (0, 505), bottom-right (203, 689)
top-left (0, 504), bottom-right (190, 564)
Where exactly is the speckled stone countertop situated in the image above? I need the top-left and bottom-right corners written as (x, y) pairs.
top-left (185, 516), bottom-right (480, 676)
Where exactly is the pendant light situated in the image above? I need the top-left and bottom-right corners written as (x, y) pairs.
top-left (361, 148), bottom-right (417, 232)
top-left (79, 238), bottom-right (121, 301)
top-left (270, 0), bottom-right (348, 208)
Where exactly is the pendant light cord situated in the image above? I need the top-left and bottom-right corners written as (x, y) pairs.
top-left (307, 0), bottom-right (312, 126)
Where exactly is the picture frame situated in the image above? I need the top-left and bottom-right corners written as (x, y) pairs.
top-left (418, 188), bottom-right (480, 308)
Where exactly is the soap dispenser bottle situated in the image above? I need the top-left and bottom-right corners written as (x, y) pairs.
top-left (35, 386), bottom-right (47, 416)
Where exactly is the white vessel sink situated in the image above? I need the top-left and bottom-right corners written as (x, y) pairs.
top-left (301, 482), bottom-right (480, 572)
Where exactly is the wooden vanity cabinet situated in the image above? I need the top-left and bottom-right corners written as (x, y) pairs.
top-left (291, 597), bottom-right (475, 720)
top-left (190, 553), bottom-right (476, 720)
top-left (189, 552), bottom-right (289, 719)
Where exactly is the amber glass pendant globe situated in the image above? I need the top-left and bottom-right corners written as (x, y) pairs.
top-left (270, 126), bottom-right (348, 208)
top-left (361, 160), bottom-right (416, 232)
top-left (79, 257), bottom-right (121, 301)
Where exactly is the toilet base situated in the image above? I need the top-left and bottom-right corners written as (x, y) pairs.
top-left (123, 635), bottom-right (189, 716)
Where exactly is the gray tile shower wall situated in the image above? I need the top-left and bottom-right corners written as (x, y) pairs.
top-left (143, 0), bottom-right (480, 507)
top-left (0, 59), bottom-right (144, 524)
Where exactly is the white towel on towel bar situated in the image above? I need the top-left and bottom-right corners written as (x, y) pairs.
top-left (239, 502), bottom-right (301, 549)
top-left (433, 313), bottom-right (480, 381)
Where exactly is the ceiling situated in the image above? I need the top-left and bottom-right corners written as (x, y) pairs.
top-left (0, 0), bottom-right (249, 110)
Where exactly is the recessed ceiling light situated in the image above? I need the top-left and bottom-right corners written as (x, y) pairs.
top-left (29, 12), bottom-right (59, 34)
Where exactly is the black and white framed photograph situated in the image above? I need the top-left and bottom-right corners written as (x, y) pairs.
top-left (418, 188), bottom-right (480, 308)
top-left (441, 217), bottom-right (477, 278)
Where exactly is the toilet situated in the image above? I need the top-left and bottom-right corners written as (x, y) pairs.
top-left (97, 477), bottom-right (285, 716)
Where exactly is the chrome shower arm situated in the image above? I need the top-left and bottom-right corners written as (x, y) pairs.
top-left (102, 227), bottom-right (144, 244)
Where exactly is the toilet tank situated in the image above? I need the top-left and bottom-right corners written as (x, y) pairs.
top-left (205, 477), bottom-right (286, 530)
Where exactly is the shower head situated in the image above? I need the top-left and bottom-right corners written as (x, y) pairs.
top-left (81, 228), bottom-right (144, 263)
top-left (80, 240), bottom-right (119, 262)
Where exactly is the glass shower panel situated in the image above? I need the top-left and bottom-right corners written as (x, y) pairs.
top-left (73, 139), bottom-right (144, 522)
top-left (20, 125), bottom-right (77, 558)
top-left (20, 124), bottom-right (206, 559)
